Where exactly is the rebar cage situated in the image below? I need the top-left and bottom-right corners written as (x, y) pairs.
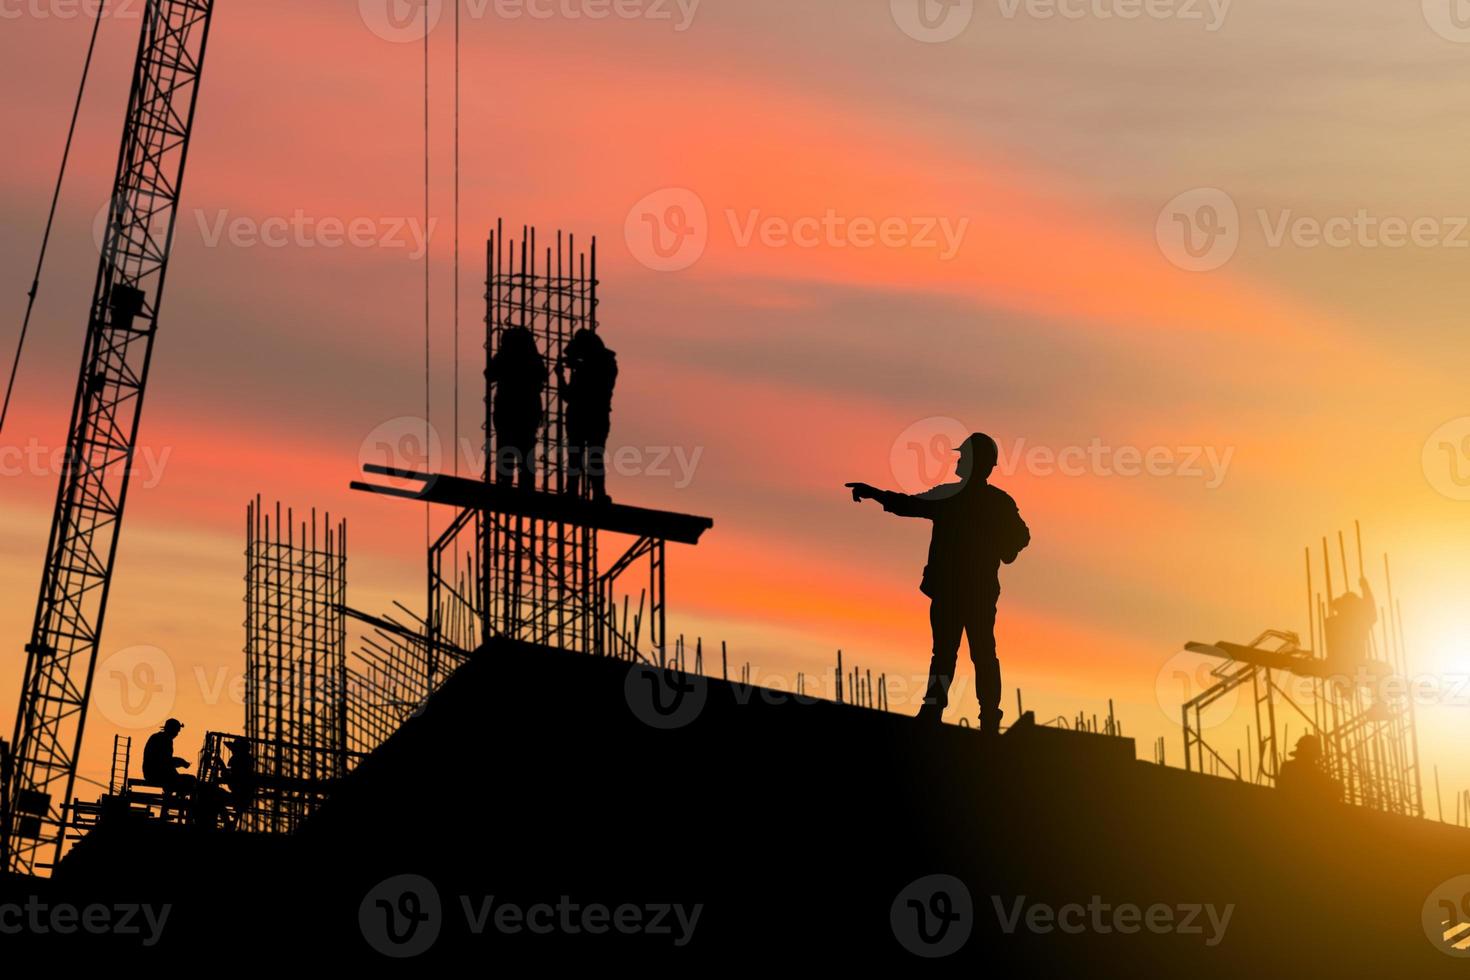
top-left (244, 498), bottom-right (349, 833)
top-left (427, 223), bottom-right (665, 683)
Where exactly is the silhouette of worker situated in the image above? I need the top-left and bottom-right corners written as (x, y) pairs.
top-left (847, 432), bottom-right (1030, 734)
top-left (486, 326), bottom-right (547, 489)
top-left (1276, 734), bottom-right (1341, 803)
top-left (1324, 577), bottom-right (1378, 693)
top-left (558, 329), bottom-right (618, 503)
top-left (141, 718), bottom-right (194, 794)
top-left (221, 738), bottom-right (256, 827)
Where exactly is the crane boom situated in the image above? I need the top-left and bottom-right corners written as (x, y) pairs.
top-left (2, 0), bottom-right (215, 875)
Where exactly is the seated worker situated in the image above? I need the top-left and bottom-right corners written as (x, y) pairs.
top-left (221, 738), bottom-right (256, 826)
top-left (1276, 734), bottom-right (1341, 804)
top-left (141, 717), bottom-right (195, 795)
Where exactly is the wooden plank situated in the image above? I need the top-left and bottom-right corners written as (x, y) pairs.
top-left (353, 465), bottom-right (714, 545)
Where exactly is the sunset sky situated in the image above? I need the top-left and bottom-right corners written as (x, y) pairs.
top-left (1, 0), bottom-right (1468, 807)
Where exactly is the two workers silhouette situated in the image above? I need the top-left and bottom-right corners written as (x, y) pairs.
top-left (848, 433), bottom-right (1030, 735)
top-left (486, 327), bottom-right (617, 501)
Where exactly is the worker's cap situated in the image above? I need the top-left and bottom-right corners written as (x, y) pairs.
top-left (1291, 734), bottom-right (1321, 756)
top-left (163, 717), bottom-right (184, 731)
top-left (953, 432), bottom-right (1000, 466)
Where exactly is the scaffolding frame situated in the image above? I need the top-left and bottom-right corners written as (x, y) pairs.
top-left (422, 223), bottom-right (662, 679)
top-left (243, 498), bottom-right (349, 833)
top-left (1182, 535), bottom-right (1424, 818)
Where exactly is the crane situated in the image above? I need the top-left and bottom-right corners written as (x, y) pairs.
top-left (2, 0), bottom-right (216, 875)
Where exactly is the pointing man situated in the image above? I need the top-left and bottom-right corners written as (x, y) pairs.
top-left (847, 433), bottom-right (1030, 734)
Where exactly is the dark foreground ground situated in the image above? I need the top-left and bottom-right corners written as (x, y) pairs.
top-left (4, 638), bottom-right (1468, 973)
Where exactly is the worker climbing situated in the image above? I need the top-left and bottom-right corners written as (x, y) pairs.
top-left (1324, 575), bottom-right (1378, 694)
top-left (846, 432), bottom-right (1030, 734)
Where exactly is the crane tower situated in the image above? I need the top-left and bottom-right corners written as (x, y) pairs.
top-left (3, 0), bottom-right (216, 875)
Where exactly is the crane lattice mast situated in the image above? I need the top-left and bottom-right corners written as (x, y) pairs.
top-left (3, 0), bottom-right (215, 875)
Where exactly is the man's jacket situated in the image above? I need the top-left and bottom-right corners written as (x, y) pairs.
top-left (873, 479), bottom-right (1030, 599)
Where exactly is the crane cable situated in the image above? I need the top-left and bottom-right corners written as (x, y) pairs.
top-left (453, 0), bottom-right (460, 479)
top-left (0, 3), bottom-right (109, 436)
top-left (424, 0), bottom-right (432, 554)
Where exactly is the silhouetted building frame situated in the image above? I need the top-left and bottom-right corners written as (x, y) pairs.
top-left (1183, 627), bottom-right (1422, 817)
top-left (244, 498), bottom-right (350, 833)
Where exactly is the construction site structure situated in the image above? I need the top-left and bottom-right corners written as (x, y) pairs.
top-left (244, 499), bottom-right (353, 832)
top-left (3, 0), bottom-right (216, 876)
top-left (1181, 526), bottom-right (1423, 817)
top-left (354, 223), bottom-right (713, 687)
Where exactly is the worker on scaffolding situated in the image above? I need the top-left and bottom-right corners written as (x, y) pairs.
top-left (1276, 734), bottom-right (1341, 803)
top-left (558, 328), bottom-right (618, 504)
top-left (487, 325), bottom-right (547, 489)
top-left (846, 433), bottom-right (1030, 735)
top-left (1324, 576), bottom-right (1378, 695)
top-left (141, 718), bottom-right (195, 796)
top-left (212, 738), bottom-right (256, 829)
top-left (192, 737), bottom-right (257, 830)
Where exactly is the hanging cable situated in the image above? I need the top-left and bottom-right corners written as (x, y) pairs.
top-left (453, 0), bottom-right (461, 477)
top-left (424, 2), bottom-right (432, 531)
top-left (1, 3), bottom-right (109, 435)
